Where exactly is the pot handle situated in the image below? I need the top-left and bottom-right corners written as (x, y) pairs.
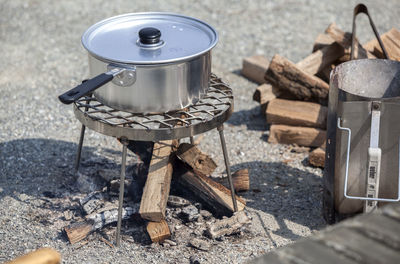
top-left (58, 68), bottom-right (125, 104)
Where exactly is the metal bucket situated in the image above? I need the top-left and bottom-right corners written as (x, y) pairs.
top-left (324, 59), bottom-right (400, 219)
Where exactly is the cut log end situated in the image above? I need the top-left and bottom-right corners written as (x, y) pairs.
top-left (146, 220), bottom-right (171, 243)
top-left (268, 124), bottom-right (326, 147)
top-left (232, 169), bottom-right (250, 192)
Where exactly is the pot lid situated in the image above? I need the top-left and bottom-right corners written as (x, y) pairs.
top-left (82, 12), bottom-right (218, 65)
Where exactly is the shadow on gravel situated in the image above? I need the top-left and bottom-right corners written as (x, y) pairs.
top-left (226, 106), bottom-right (269, 131)
top-left (0, 138), bottom-right (123, 204)
top-left (230, 161), bottom-right (325, 243)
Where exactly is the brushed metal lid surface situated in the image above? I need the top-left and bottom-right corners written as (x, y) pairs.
top-left (82, 12), bottom-right (218, 65)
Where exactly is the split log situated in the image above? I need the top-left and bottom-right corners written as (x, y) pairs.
top-left (5, 248), bottom-right (61, 264)
top-left (296, 42), bottom-right (344, 75)
top-left (253, 83), bottom-right (277, 114)
top-left (176, 143), bottom-right (217, 177)
top-left (146, 220), bottom-right (171, 243)
top-left (268, 124), bottom-right (326, 147)
top-left (64, 205), bottom-right (138, 244)
top-left (206, 211), bottom-right (251, 239)
top-left (173, 160), bottom-right (246, 216)
top-left (139, 140), bottom-right (175, 222)
top-left (309, 147), bottom-right (325, 168)
top-left (242, 55), bottom-right (270, 84)
top-left (363, 28), bottom-right (400, 61)
top-left (232, 169), bottom-right (250, 192)
top-left (266, 99), bottom-right (328, 129)
top-left (312, 33), bottom-right (335, 52)
top-left (265, 54), bottom-right (329, 105)
top-left (325, 22), bottom-right (375, 59)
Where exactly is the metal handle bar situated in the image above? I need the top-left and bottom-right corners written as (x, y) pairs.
top-left (351, 3), bottom-right (389, 60)
top-left (337, 117), bottom-right (400, 202)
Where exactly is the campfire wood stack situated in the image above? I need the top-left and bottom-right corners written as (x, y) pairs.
top-left (243, 23), bottom-right (400, 168)
top-left (64, 141), bottom-right (250, 245)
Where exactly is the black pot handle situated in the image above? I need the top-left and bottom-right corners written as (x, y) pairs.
top-left (58, 71), bottom-right (120, 104)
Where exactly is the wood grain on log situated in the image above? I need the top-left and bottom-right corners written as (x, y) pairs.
top-left (176, 143), bottom-right (217, 177)
top-left (173, 160), bottom-right (246, 216)
top-left (265, 54), bottom-right (329, 105)
top-left (140, 140), bottom-right (175, 222)
top-left (232, 169), bottom-right (250, 192)
top-left (268, 124), bottom-right (326, 147)
top-left (266, 99), bottom-right (327, 129)
top-left (312, 33), bottom-right (335, 52)
top-left (242, 55), bottom-right (270, 84)
top-left (5, 248), bottom-right (61, 264)
top-left (297, 42), bottom-right (344, 75)
top-left (64, 205), bottom-right (138, 244)
top-left (363, 27), bottom-right (400, 61)
top-left (206, 211), bottom-right (251, 239)
top-left (146, 220), bottom-right (171, 243)
top-left (253, 83), bottom-right (277, 114)
top-left (325, 22), bottom-right (375, 59)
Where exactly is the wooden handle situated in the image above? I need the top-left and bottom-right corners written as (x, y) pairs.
top-left (6, 248), bottom-right (61, 264)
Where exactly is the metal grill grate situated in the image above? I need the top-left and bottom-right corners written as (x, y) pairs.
top-left (73, 74), bottom-right (233, 141)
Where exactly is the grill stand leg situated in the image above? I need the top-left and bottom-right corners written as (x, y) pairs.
top-left (217, 125), bottom-right (238, 212)
top-left (190, 136), bottom-right (195, 145)
top-left (116, 137), bottom-right (129, 247)
top-left (74, 93), bottom-right (91, 175)
top-left (74, 125), bottom-right (86, 174)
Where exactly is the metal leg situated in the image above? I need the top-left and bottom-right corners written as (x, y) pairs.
top-left (74, 94), bottom-right (91, 174)
top-left (74, 125), bottom-right (86, 174)
top-left (217, 125), bottom-right (238, 212)
top-left (190, 136), bottom-right (195, 145)
top-left (116, 137), bottom-right (129, 247)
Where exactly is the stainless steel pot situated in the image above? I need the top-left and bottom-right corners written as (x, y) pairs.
top-left (59, 13), bottom-right (218, 113)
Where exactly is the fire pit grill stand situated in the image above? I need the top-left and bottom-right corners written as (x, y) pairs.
top-left (72, 74), bottom-right (237, 246)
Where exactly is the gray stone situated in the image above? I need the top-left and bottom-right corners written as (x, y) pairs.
top-left (181, 205), bottom-right (200, 222)
top-left (189, 238), bottom-right (211, 251)
top-left (200, 210), bottom-right (213, 220)
top-left (189, 255), bottom-right (201, 264)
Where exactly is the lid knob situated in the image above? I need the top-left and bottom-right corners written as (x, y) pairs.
top-left (139, 27), bottom-right (161, 45)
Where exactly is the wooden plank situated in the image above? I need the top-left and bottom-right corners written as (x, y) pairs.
top-left (6, 248), bottom-right (61, 264)
top-left (146, 220), bottom-right (171, 243)
top-left (325, 22), bottom-right (375, 59)
top-left (241, 55), bottom-right (270, 84)
top-left (266, 99), bottom-right (327, 129)
top-left (312, 33), bottom-right (335, 52)
top-left (173, 160), bottom-right (246, 216)
top-left (139, 140), bottom-right (175, 222)
top-left (265, 54), bottom-right (329, 105)
top-left (297, 42), bottom-right (344, 75)
top-left (363, 28), bottom-right (400, 61)
top-left (309, 147), bottom-right (325, 168)
top-left (176, 143), bottom-right (217, 177)
top-left (232, 169), bottom-right (250, 192)
top-left (268, 124), bottom-right (326, 147)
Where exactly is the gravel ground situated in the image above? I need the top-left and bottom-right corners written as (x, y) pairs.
top-left (1, 0), bottom-right (399, 263)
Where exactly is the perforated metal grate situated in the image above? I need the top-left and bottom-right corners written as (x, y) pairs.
top-left (73, 74), bottom-right (233, 141)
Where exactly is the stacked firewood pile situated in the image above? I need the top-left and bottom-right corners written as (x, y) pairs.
top-left (243, 23), bottom-right (400, 168)
top-left (63, 141), bottom-right (251, 247)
